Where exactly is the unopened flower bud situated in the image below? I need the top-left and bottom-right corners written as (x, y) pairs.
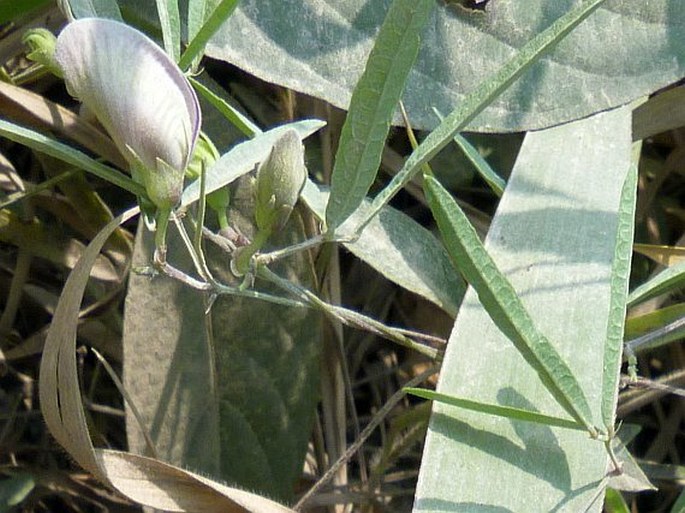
top-left (23, 28), bottom-right (62, 77)
top-left (186, 132), bottom-right (220, 181)
top-left (254, 130), bottom-right (306, 233)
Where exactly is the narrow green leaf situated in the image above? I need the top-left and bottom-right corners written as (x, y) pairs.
top-left (624, 313), bottom-right (685, 359)
top-left (190, 77), bottom-right (261, 138)
top-left (406, 388), bottom-right (584, 432)
top-left (178, 0), bottom-right (241, 71)
top-left (627, 260), bottom-right (685, 307)
top-left (0, 473), bottom-right (35, 507)
top-left (625, 303), bottom-right (685, 340)
top-left (423, 173), bottom-right (595, 433)
top-left (453, 133), bottom-right (506, 197)
top-left (670, 488), bottom-right (685, 513)
top-left (186, 0), bottom-right (208, 55)
top-left (324, 0), bottom-right (434, 233)
top-left (181, 119), bottom-right (325, 207)
top-left (126, 184), bottom-right (322, 504)
top-left (67, 0), bottom-right (122, 20)
top-left (601, 144), bottom-right (639, 431)
top-left (603, 488), bottom-right (630, 513)
top-left (0, 169), bottom-right (80, 210)
top-left (186, 0), bottom-right (213, 73)
top-left (433, 109), bottom-right (506, 196)
top-left (358, 0), bottom-right (607, 232)
top-left (0, 119), bottom-right (145, 197)
top-left (155, 0), bottom-right (181, 62)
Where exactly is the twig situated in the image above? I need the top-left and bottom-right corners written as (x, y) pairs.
top-left (258, 266), bottom-right (441, 360)
top-left (293, 365), bottom-right (439, 511)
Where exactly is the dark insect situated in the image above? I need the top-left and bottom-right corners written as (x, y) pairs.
top-left (445, 0), bottom-right (489, 11)
top-left (464, 0), bottom-right (489, 9)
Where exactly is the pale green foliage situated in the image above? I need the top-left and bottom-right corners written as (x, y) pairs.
top-left (25, 0), bottom-right (677, 510)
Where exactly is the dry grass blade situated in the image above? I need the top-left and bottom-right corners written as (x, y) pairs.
top-left (41, 252), bottom-right (127, 476)
top-left (0, 80), bottom-right (127, 169)
top-left (632, 85), bottom-right (685, 141)
top-left (39, 208), bottom-right (138, 478)
top-left (38, 206), bottom-right (297, 512)
top-left (0, 208), bottom-right (120, 281)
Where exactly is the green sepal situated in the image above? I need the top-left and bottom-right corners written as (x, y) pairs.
top-left (151, 157), bottom-right (185, 210)
top-left (126, 142), bottom-right (184, 212)
top-left (186, 131), bottom-right (220, 180)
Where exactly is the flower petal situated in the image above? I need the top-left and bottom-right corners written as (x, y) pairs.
top-left (55, 18), bottom-right (201, 174)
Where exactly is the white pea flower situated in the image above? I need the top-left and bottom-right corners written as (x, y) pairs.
top-left (54, 18), bottom-right (201, 210)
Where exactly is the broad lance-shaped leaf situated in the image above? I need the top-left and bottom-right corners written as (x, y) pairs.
top-left (415, 107), bottom-right (633, 512)
top-left (125, 176), bottom-right (323, 503)
top-left (124, 224), bottom-right (223, 476)
top-left (325, 0), bottom-right (434, 232)
top-left (199, 1), bottom-right (685, 132)
top-left (423, 173), bottom-right (595, 433)
top-left (55, 17), bottom-right (201, 210)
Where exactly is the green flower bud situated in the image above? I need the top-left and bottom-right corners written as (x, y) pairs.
top-left (23, 28), bottom-right (62, 77)
top-left (54, 18), bottom-right (201, 210)
top-left (186, 132), bottom-right (230, 228)
top-left (254, 130), bottom-right (306, 233)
